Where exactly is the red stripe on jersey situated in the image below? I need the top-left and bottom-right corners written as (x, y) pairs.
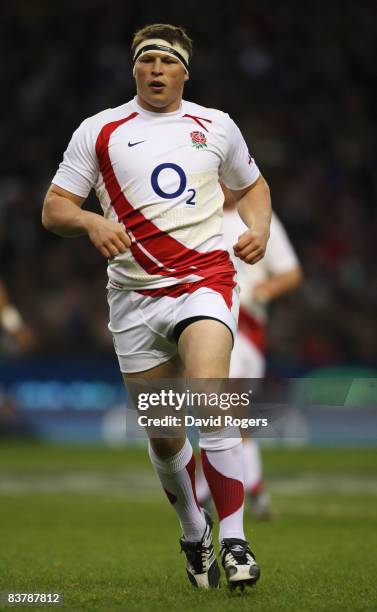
top-left (136, 272), bottom-right (235, 310)
top-left (182, 114), bottom-right (212, 132)
top-left (238, 307), bottom-right (266, 354)
top-left (95, 114), bottom-right (235, 282)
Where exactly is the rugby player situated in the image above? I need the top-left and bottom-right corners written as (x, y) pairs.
top-left (42, 24), bottom-right (271, 590)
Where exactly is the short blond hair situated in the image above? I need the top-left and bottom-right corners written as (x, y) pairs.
top-left (131, 23), bottom-right (193, 60)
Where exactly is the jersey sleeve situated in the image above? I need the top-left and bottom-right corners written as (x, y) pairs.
top-left (264, 212), bottom-right (300, 274)
top-left (51, 118), bottom-right (99, 198)
top-left (219, 115), bottom-right (260, 190)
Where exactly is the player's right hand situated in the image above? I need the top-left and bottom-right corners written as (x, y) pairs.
top-left (233, 228), bottom-right (268, 264)
top-left (85, 216), bottom-right (131, 259)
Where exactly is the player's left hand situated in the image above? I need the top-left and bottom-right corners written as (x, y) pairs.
top-left (233, 228), bottom-right (268, 264)
top-left (252, 283), bottom-right (271, 303)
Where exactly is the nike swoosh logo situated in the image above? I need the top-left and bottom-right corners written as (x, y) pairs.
top-left (128, 140), bottom-right (146, 147)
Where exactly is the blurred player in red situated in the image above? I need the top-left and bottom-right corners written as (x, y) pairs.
top-left (0, 279), bottom-right (35, 352)
top-left (0, 279), bottom-right (36, 438)
top-left (42, 24), bottom-right (271, 589)
top-left (196, 184), bottom-right (302, 517)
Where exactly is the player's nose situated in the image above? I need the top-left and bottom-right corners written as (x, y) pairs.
top-left (151, 58), bottom-right (163, 75)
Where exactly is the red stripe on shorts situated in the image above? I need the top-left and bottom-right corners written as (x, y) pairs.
top-left (95, 115), bottom-right (234, 281)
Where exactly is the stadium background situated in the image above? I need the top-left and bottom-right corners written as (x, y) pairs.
top-left (0, 2), bottom-right (376, 610)
top-left (1, 0), bottom-right (376, 442)
top-left (1, 0), bottom-right (376, 367)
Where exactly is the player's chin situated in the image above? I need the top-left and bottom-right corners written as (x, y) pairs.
top-left (147, 86), bottom-right (167, 98)
top-left (146, 93), bottom-right (170, 108)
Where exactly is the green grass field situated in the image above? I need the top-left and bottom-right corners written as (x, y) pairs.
top-left (0, 443), bottom-right (376, 611)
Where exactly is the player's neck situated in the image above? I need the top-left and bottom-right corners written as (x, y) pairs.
top-left (136, 95), bottom-right (182, 114)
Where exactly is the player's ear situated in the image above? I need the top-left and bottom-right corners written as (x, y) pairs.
top-left (184, 72), bottom-right (189, 82)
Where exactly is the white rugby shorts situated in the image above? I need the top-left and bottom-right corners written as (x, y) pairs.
top-left (230, 307), bottom-right (266, 378)
top-left (230, 333), bottom-right (266, 378)
top-left (107, 284), bottom-right (239, 373)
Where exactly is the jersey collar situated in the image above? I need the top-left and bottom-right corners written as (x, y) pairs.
top-left (132, 96), bottom-right (185, 117)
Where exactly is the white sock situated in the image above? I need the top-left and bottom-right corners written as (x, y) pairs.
top-left (242, 438), bottom-right (263, 493)
top-left (200, 433), bottom-right (245, 542)
top-left (149, 439), bottom-right (206, 542)
top-left (195, 463), bottom-right (211, 505)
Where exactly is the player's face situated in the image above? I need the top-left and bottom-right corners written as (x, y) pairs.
top-left (134, 52), bottom-right (189, 113)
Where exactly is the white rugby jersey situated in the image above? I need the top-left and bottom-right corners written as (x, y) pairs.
top-left (223, 209), bottom-right (299, 323)
top-left (52, 97), bottom-right (260, 290)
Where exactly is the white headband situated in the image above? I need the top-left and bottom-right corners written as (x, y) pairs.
top-left (133, 38), bottom-right (190, 74)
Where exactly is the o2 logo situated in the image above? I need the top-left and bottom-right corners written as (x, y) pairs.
top-left (151, 163), bottom-right (196, 206)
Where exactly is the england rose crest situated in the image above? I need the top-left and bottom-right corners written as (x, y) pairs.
top-left (190, 131), bottom-right (207, 149)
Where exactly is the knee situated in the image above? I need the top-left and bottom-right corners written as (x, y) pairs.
top-left (149, 437), bottom-right (185, 459)
top-left (185, 364), bottom-right (229, 377)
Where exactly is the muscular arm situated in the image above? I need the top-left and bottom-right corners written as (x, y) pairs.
top-left (42, 184), bottom-right (131, 258)
top-left (226, 175), bottom-right (272, 264)
top-left (42, 184), bottom-right (91, 237)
